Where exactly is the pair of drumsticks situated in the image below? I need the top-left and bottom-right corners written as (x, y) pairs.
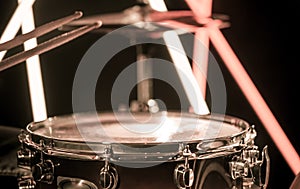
top-left (0, 11), bottom-right (101, 72)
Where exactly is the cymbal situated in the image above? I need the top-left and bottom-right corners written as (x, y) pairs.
top-left (60, 4), bottom-right (230, 36)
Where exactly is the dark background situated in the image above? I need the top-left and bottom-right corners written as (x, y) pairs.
top-left (0, 0), bottom-right (299, 188)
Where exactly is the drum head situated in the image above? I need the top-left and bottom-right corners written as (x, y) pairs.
top-left (26, 111), bottom-right (249, 161)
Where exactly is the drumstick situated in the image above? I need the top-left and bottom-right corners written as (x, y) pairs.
top-left (184, 0), bottom-right (212, 24)
top-left (0, 11), bottom-right (83, 51)
top-left (0, 22), bottom-right (102, 72)
top-left (208, 20), bottom-right (300, 175)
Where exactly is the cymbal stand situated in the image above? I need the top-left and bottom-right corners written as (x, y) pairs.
top-left (130, 0), bottom-right (210, 114)
top-left (136, 44), bottom-right (153, 106)
top-left (129, 41), bottom-right (157, 113)
top-left (129, 1), bottom-right (159, 113)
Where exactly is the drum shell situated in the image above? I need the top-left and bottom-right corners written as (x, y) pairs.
top-left (33, 153), bottom-right (235, 189)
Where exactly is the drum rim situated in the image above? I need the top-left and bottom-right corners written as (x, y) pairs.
top-left (24, 111), bottom-right (250, 160)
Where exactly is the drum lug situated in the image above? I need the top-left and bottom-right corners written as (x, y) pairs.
top-left (251, 145), bottom-right (270, 189)
top-left (99, 145), bottom-right (119, 189)
top-left (229, 145), bottom-right (270, 189)
top-left (17, 149), bottom-right (34, 169)
top-left (174, 145), bottom-right (195, 189)
top-left (229, 159), bottom-right (249, 180)
top-left (17, 130), bottom-right (35, 169)
top-left (31, 140), bottom-right (54, 184)
top-left (32, 159), bottom-right (54, 184)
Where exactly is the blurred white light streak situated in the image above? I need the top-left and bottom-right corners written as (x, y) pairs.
top-left (163, 30), bottom-right (209, 115)
top-left (193, 28), bottom-right (209, 98)
top-left (148, 0), bottom-right (168, 12)
top-left (0, 0), bottom-right (35, 61)
top-left (18, 0), bottom-right (47, 122)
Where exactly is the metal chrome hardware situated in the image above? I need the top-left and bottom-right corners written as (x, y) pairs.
top-left (17, 148), bottom-right (34, 169)
top-left (32, 159), bottom-right (54, 184)
top-left (99, 145), bottom-right (119, 189)
top-left (130, 99), bottom-right (159, 113)
top-left (17, 130), bottom-right (36, 189)
top-left (18, 175), bottom-right (36, 189)
top-left (243, 125), bottom-right (258, 147)
top-left (174, 145), bottom-right (195, 189)
top-left (57, 176), bottom-right (98, 189)
top-left (17, 130), bottom-right (34, 169)
top-left (99, 163), bottom-right (118, 189)
top-left (229, 159), bottom-right (250, 180)
top-left (229, 144), bottom-right (270, 189)
top-left (252, 146), bottom-right (270, 189)
top-left (31, 140), bottom-right (54, 184)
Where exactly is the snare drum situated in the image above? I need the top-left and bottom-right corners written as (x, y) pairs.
top-left (17, 111), bottom-right (269, 189)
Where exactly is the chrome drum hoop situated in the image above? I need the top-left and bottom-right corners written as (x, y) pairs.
top-left (23, 111), bottom-right (251, 162)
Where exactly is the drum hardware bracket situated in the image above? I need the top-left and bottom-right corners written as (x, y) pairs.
top-left (99, 145), bottom-right (119, 189)
top-left (244, 125), bottom-right (257, 146)
top-left (31, 140), bottom-right (55, 184)
top-left (17, 130), bottom-right (37, 189)
top-left (229, 144), bottom-right (270, 189)
top-left (17, 130), bottom-right (35, 169)
top-left (174, 145), bottom-right (195, 189)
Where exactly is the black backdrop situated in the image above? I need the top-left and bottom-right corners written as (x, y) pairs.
top-left (0, 0), bottom-right (299, 188)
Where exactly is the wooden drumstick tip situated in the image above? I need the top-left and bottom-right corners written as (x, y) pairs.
top-left (94, 21), bottom-right (102, 28)
top-left (74, 11), bottom-right (83, 19)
